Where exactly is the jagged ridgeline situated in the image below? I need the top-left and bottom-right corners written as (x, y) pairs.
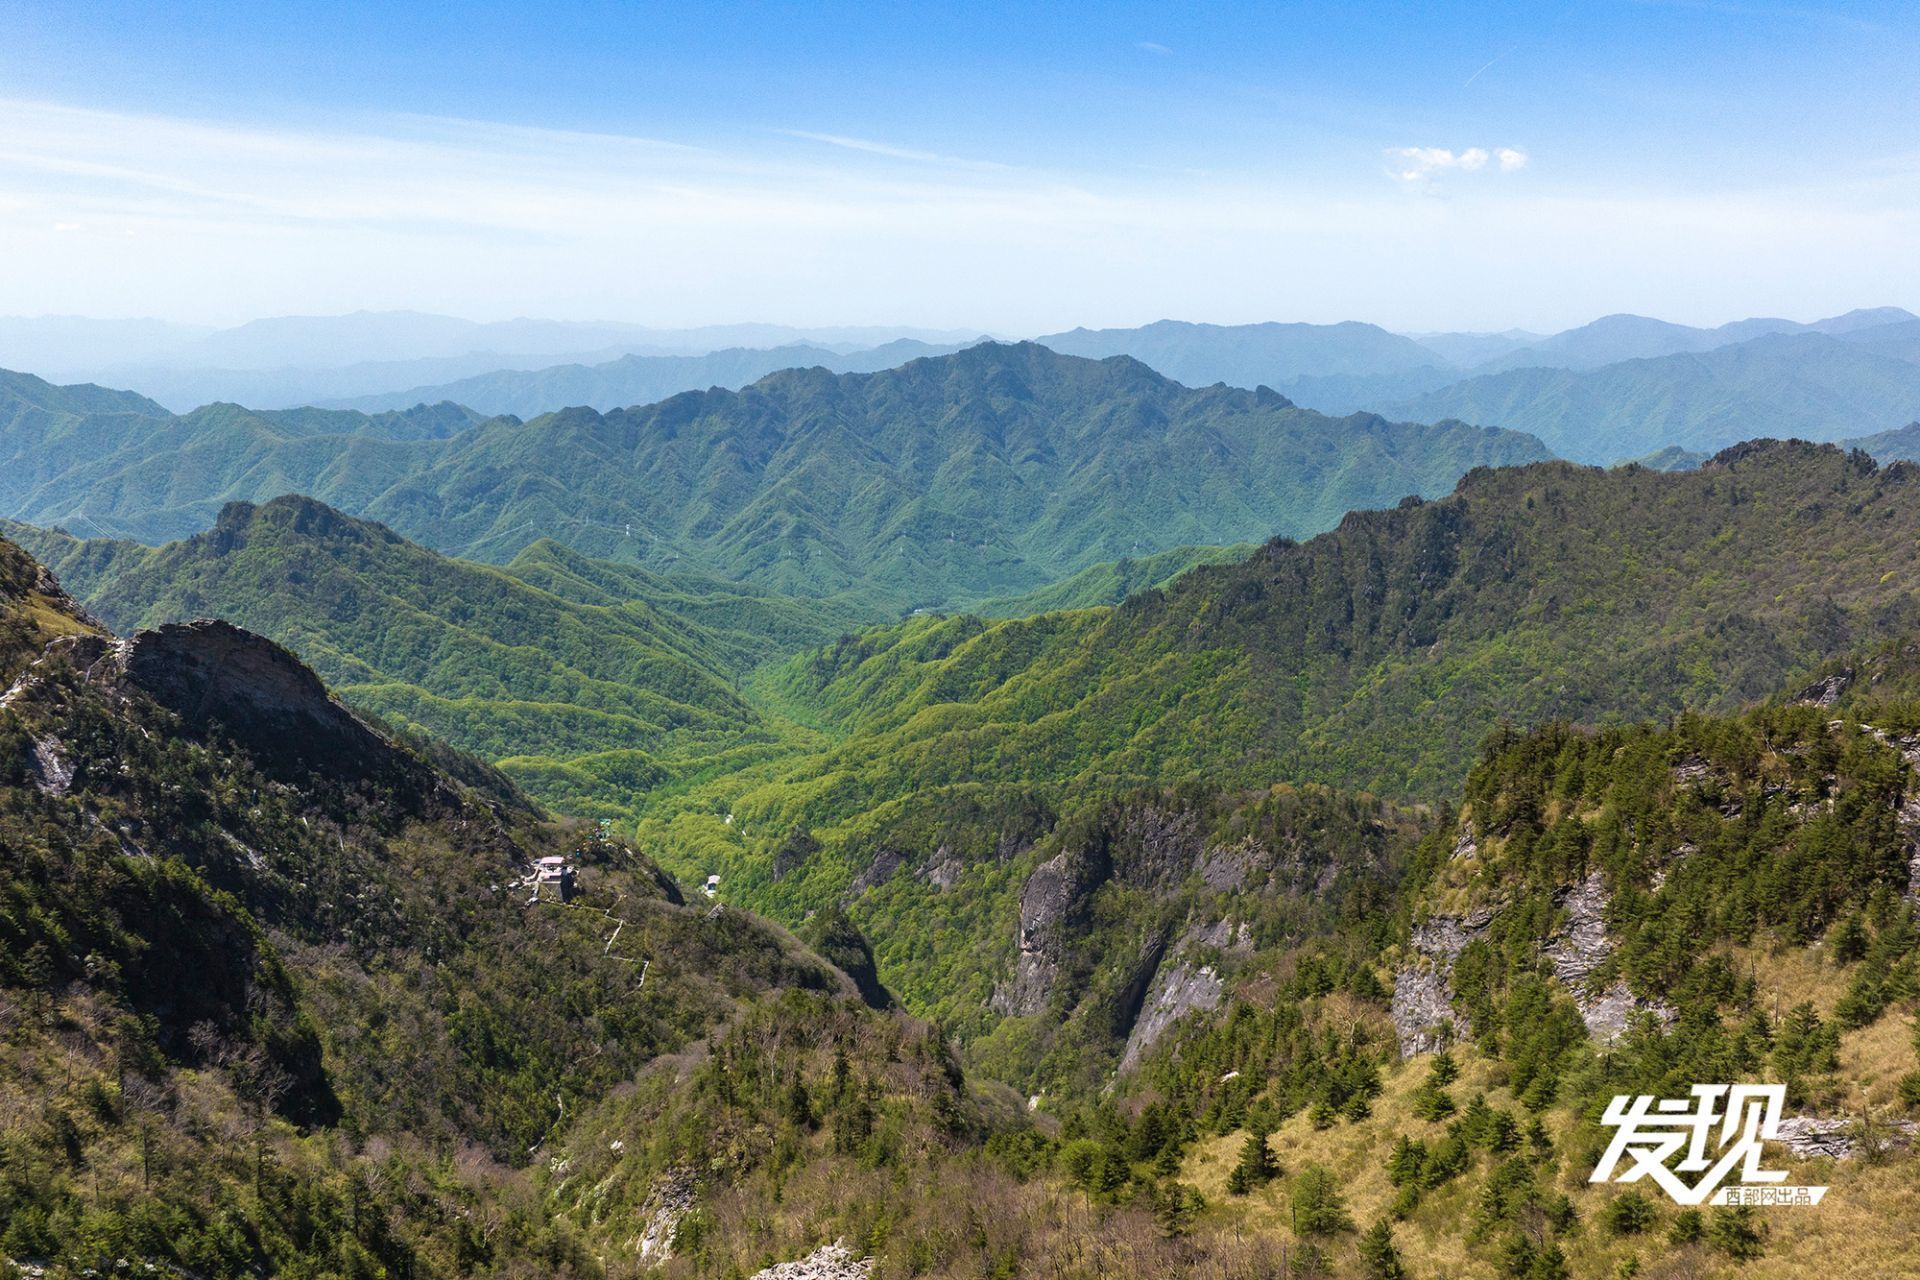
top-left (0, 344), bottom-right (1549, 609)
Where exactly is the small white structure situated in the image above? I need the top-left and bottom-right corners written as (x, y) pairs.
top-left (704, 874), bottom-right (721, 898)
top-left (533, 855), bottom-right (577, 902)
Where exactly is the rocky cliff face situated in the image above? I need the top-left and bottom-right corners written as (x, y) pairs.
top-left (118, 618), bottom-right (431, 794)
top-left (1118, 959), bottom-right (1224, 1075)
top-left (1545, 870), bottom-right (1675, 1041)
top-left (990, 847), bottom-right (1106, 1016)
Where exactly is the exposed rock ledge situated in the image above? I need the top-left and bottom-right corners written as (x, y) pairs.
top-left (1118, 960), bottom-right (1224, 1074)
top-left (1773, 1115), bottom-right (1918, 1161)
top-left (1546, 871), bottom-right (1673, 1042)
top-left (748, 1240), bottom-right (871, 1280)
top-left (120, 619), bottom-right (428, 791)
top-left (1391, 883), bottom-right (1493, 1056)
top-left (634, 1169), bottom-right (696, 1265)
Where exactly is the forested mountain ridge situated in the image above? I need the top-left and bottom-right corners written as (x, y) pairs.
top-left (3, 531), bottom-right (1140, 1280)
top-left (4, 496), bottom-right (880, 818)
top-left (0, 343), bottom-right (1551, 609)
top-left (714, 439), bottom-right (1920, 818)
top-left (0, 374), bottom-right (500, 544)
top-left (8, 482), bottom-right (1920, 1276)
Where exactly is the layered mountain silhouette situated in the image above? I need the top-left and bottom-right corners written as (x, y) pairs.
top-left (0, 343), bottom-right (1549, 608)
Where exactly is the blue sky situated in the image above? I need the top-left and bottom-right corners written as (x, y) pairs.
top-left (1, 1), bottom-right (1915, 331)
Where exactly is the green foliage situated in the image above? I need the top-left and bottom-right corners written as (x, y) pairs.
top-left (1708, 1204), bottom-right (1768, 1259)
top-left (1601, 1189), bottom-right (1659, 1237)
top-left (1357, 1216), bottom-right (1407, 1280)
top-left (1, 344), bottom-right (1547, 610)
top-left (1226, 1129), bottom-right (1277, 1194)
top-left (975, 542), bottom-right (1256, 617)
top-left (1288, 1163), bottom-right (1351, 1236)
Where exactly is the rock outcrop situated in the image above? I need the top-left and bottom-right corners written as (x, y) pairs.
top-left (1118, 960), bottom-right (1224, 1075)
top-left (748, 1241), bottom-right (871, 1280)
top-left (1794, 669), bottom-right (1851, 708)
top-left (118, 619), bottom-right (426, 791)
top-left (1392, 888), bottom-right (1493, 1056)
top-left (1546, 871), bottom-right (1674, 1041)
top-left (634, 1169), bottom-right (696, 1265)
top-left (25, 734), bottom-right (71, 794)
top-left (989, 848), bottom-right (1105, 1016)
top-left (1773, 1115), bottom-right (1917, 1161)
top-left (1391, 965), bottom-right (1456, 1057)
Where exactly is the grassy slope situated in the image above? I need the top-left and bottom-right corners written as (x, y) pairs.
top-left (973, 541), bottom-right (1257, 617)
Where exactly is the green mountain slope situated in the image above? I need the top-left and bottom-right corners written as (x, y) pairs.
top-left (0, 534), bottom-right (970, 1279)
top-left (342, 342), bottom-right (1548, 608)
top-left (726, 441), bottom-right (1920, 818)
top-left (1384, 331), bottom-right (1920, 463)
top-left (6, 497), bottom-right (879, 815)
top-left (0, 376), bottom-right (499, 544)
top-left (0, 344), bottom-right (1551, 609)
top-left (1108, 676), bottom-right (1920, 1280)
top-left (614, 444), bottom-right (1920, 1046)
top-left (973, 541), bottom-right (1256, 617)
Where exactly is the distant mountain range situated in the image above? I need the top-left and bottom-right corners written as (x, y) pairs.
top-left (1463, 306), bottom-right (1915, 372)
top-left (0, 309), bottom-right (986, 411)
top-left (1025, 309), bottom-right (1920, 460)
top-left (7, 306), bottom-right (1917, 444)
top-left (0, 343), bottom-right (1549, 609)
top-left (318, 338), bottom-right (983, 417)
top-left (1383, 327), bottom-right (1920, 462)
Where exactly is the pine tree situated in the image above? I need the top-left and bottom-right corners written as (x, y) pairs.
top-left (1357, 1217), bottom-right (1406, 1280)
top-left (1290, 1163), bottom-right (1351, 1236)
top-left (1228, 1128), bottom-right (1277, 1193)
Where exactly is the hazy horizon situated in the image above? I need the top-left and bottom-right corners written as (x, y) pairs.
top-left (3, 304), bottom-right (1914, 340)
top-left (4, 1), bottom-right (1917, 334)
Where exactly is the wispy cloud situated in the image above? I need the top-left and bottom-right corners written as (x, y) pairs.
top-left (0, 98), bottom-right (1910, 333)
top-left (1137, 41), bottom-right (1173, 55)
top-left (776, 129), bottom-right (1013, 173)
top-left (1386, 146), bottom-right (1529, 182)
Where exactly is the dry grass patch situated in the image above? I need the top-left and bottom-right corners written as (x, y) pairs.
top-left (1723, 937), bottom-right (1853, 1019)
top-left (1175, 1037), bottom-right (1920, 1280)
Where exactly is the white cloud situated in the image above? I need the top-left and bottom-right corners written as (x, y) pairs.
top-left (1386, 146), bottom-right (1524, 182)
top-left (1137, 41), bottom-right (1172, 55)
